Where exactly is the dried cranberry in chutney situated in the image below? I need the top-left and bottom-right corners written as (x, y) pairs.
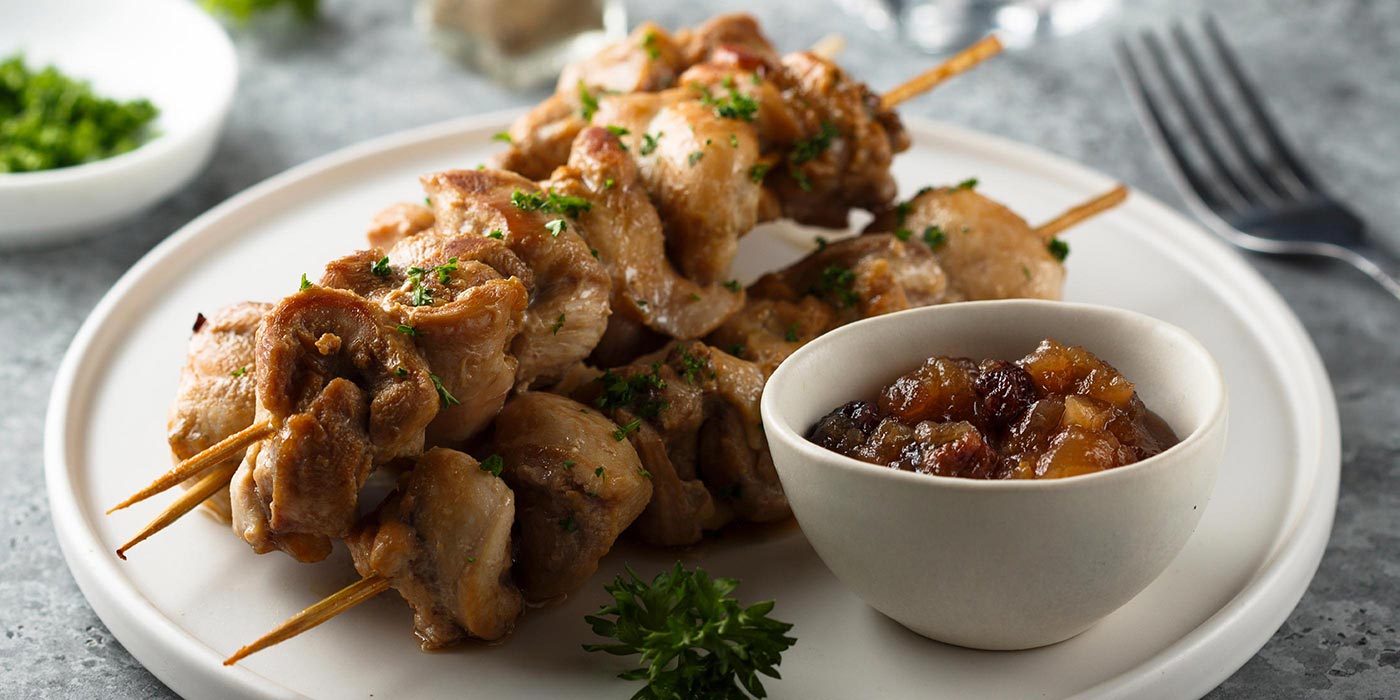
top-left (806, 339), bottom-right (1179, 479)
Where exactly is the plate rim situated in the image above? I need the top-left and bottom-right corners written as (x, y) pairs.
top-left (44, 110), bottom-right (1339, 700)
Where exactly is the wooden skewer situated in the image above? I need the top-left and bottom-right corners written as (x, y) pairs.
top-left (881, 35), bottom-right (1004, 110)
top-left (224, 575), bottom-right (391, 665)
top-left (108, 420), bottom-right (273, 515)
top-left (115, 460), bottom-right (241, 559)
top-left (1036, 185), bottom-right (1130, 240)
top-left (809, 33), bottom-right (846, 60)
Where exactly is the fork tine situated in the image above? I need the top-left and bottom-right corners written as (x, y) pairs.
top-left (1140, 31), bottom-right (1273, 209)
top-left (1114, 39), bottom-right (1232, 215)
top-left (1168, 23), bottom-right (1297, 202)
top-left (1202, 14), bottom-right (1321, 194)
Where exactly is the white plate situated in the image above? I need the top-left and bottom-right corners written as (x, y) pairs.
top-left (0, 0), bottom-right (237, 245)
top-left (46, 113), bottom-right (1339, 700)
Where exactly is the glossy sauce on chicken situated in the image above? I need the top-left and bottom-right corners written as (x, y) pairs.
top-left (808, 340), bottom-right (1178, 479)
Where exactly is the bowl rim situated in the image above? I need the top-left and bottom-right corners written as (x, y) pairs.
top-left (760, 299), bottom-right (1228, 492)
top-left (0, 0), bottom-right (238, 188)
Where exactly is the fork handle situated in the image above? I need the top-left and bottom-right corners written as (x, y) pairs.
top-left (1335, 242), bottom-right (1400, 302)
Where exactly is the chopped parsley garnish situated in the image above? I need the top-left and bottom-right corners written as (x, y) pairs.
top-left (641, 31), bottom-right (661, 59)
top-left (894, 200), bottom-right (913, 227)
top-left (892, 228), bottom-right (912, 242)
top-left (790, 122), bottom-right (839, 165)
top-left (639, 132), bottom-right (661, 156)
top-left (299, 273), bottom-right (312, 291)
top-left (636, 299), bottom-right (649, 308)
top-left (201, 0), bottom-right (318, 23)
top-left (230, 366), bottom-right (247, 378)
top-left (612, 418), bottom-right (644, 441)
top-left (546, 218), bottom-right (567, 237)
top-left (407, 266), bottom-right (432, 306)
top-left (395, 324), bottom-right (420, 337)
top-left (583, 563), bottom-right (796, 700)
top-left (590, 248), bottom-right (600, 259)
top-left (604, 178), bottom-right (615, 189)
top-left (688, 150), bottom-right (705, 167)
top-left (957, 177), bottom-right (979, 190)
top-left (492, 131), bottom-right (513, 144)
top-left (510, 188), bottom-right (592, 218)
top-left (923, 225), bottom-right (947, 249)
top-left (434, 257), bottom-right (458, 284)
top-left (638, 467), bottom-right (653, 479)
top-left (430, 373), bottom-right (459, 407)
top-left (727, 344), bottom-right (745, 358)
top-left (594, 466), bottom-right (605, 477)
top-left (552, 313), bottom-right (566, 335)
top-left (479, 454), bottom-right (504, 477)
top-left (701, 84), bottom-right (759, 122)
top-left (728, 133), bottom-right (739, 148)
top-left (370, 255), bottom-right (391, 277)
top-left (723, 279), bottom-right (742, 293)
top-left (748, 163), bottom-right (770, 183)
top-left (815, 236), bottom-right (829, 251)
top-left (487, 229), bottom-right (504, 239)
top-left (678, 347), bottom-right (707, 384)
top-left (790, 168), bottom-right (812, 192)
top-left (1022, 265), bottom-right (1033, 280)
top-left (0, 54), bottom-right (160, 173)
top-left (560, 516), bottom-right (579, 533)
top-left (595, 365), bottom-right (668, 419)
top-left (784, 324), bottom-right (799, 342)
top-left (809, 265), bottom-right (858, 308)
top-left (605, 125), bottom-right (630, 138)
top-left (1047, 237), bottom-right (1070, 262)
top-left (394, 366), bottom-right (408, 378)
top-left (688, 292), bottom-right (702, 302)
top-left (577, 81), bottom-right (599, 121)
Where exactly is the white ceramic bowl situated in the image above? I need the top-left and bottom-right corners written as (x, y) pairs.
top-left (761, 300), bottom-right (1228, 650)
top-left (0, 0), bottom-right (237, 246)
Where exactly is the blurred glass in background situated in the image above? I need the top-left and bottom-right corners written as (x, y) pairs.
top-left (836, 0), bottom-right (1118, 53)
top-left (417, 0), bottom-right (626, 88)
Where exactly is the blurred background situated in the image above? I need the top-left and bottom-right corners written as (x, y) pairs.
top-left (2, 0), bottom-right (1397, 697)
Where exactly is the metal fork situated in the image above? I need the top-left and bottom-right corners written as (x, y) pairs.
top-left (1115, 15), bottom-right (1400, 301)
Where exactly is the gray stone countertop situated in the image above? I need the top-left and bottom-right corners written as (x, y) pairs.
top-left (1, 0), bottom-right (1396, 697)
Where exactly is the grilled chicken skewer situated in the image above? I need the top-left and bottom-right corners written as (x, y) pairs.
top-left (226, 390), bottom-right (654, 664)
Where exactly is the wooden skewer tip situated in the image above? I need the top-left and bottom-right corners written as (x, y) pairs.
top-left (224, 575), bottom-right (391, 666)
top-left (114, 461), bottom-right (240, 560)
top-left (881, 34), bottom-right (1005, 109)
top-left (1035, 184), bottom-right (1130, 240)
top-left (107, 420), bottom-right (272, 515)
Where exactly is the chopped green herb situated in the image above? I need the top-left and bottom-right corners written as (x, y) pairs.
top-left (492, 131), bottom-right (513, 144)
top-left (723, 279), bottom-right (742, 293)
top-left (688, 292), bottom-right (702, 302)
top-left (790, 167), bottom-right (812, 192)
top-left (466, 556), bottom-right (477, 563)
top-left (394, 366), bottom-right (408, 378)
top-left (641, 31), bottom-right (661, 60)
top-left (923, 225), bottom-right (947, 249)
top-left (688, 150), bottom-right (705, 166)
top-left (790, 122), bottom-right (839, 165)
top-left (957, 177), bottom-right (979, 190)
top-left (635, 299), bottom-right (649, 308)
top-left (577, 81), bottom-right (599, 121)
top-left (487, 229), bottom-right (504, 239)
top-left (639, 132), bottom-right (661, 156)
top-left (230, 366), bottom-right (247, 378)
top-left (594, 466), bottom-right (605, 477)
top-left (299, 273), bottom-right (312, 291)
top-left (546, 218), bottom-right (567, 237)
top-left (395, 324), bottom-right (420, 337)
top-left (727, 343), bottom-right (745, 358)
top-left (728, 133), bottom-right (739, 148)
top-left (815, 236), bottom-right (829, 250)
top-left (369, 255), bottom-right (391, 277)
top-left (560, 516), bottom-right (579, 533)
top-left (808, 265), bottom-right (858, 308)
top-left (590, 248), bottom-right (600, 259)
top-left (1047, 237), bottom-right (1070, 262)
top-left (603, 177), bottom-right (615, 189)
top-left (748, 162), bottom-right (771, 183)
top-left (407, 266), bottom-right (432, 306)
top-left (200, 0), bottom-right (319, 23)
top-left (678, 347), bottom-right (707, 384)
top-left (510, 188), bottom-right (591, 218)
top-left (784, 324), bottom-right (799, 343)
top-left (552, 313), bottom-right (566, 335)
top-left (0, 54), bottom-right (160, 172)
top-left (583, 563), bottom-right (796, 700)
top-left (479, 454), bottom-right (504, 477)
top-left (434, 257), bottom-right (458, 285)
top-left (701, 84), bottom-right (759, 122)
top-left (430, 373), bottom-right (459, 407)
top-left (595, 365), bottom-right (668, 419)
top-left (892, 228), bottom-right (912, 242)
top-left (612, 417), bottom-right (644, 441)
top-left (606, 125), bottom-right (631, 138)
top-left (1022, 265), bottom-right (1033, 280)
top-left (563, 460), bottom-right (577, 469)
top-left (638, 467), bottom-right (653, 479)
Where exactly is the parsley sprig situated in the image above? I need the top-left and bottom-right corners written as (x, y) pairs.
top-left (583, 564), bottom-right (796, 700)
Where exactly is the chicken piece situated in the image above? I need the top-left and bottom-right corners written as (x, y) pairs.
top-left (707, 235), bottom-right (949, 376)
top-left (589, 92), bottom-right (764, 285)
top-left (571, 341), bottom-right (783, 545)
top-left (494, 14), bottom-right (778, 181)
top-left (867, 185), bottom-right (1065, 300)
top-left (347, 448), bottom-right (523, 647)
top-left (230, 287), bottom-right (440, 561)
top-left (420, 169), bottom-right (612, 388)
top-left (545, 126), bottom-right (745, 342)
top-left (321, 240), bottom-right (529, 445)
top-left (166, 302), bottom-right (271, 522)
top-left (366, 202), bottom-right (435, 251)
top-left (489, 392), bottom-right (652, 601)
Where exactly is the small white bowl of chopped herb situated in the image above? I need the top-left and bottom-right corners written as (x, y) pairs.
top-left (0, 0), bottom-right (237, 246)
